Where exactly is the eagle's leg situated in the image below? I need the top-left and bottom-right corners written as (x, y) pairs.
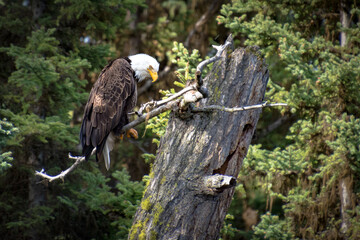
top-left (126, 128), bottom-right (138, 139)
top-left (119, 128), bottom-right (138, 140)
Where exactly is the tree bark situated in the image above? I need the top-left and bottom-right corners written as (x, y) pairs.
top-left (129, 47), bottom-right (269, 240)
top-left (339, 1), bottom-right (353, 238)
top-left (340, 0), bottom-right (351, 47)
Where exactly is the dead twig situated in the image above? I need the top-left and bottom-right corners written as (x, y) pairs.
top-left (195, 34), bottom-right (233, 84)
top-left (191, 102), bottom-right (288, 113)
top-left (35, 153), bottom-right (87, 182)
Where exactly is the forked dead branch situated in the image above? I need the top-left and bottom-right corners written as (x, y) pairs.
top-left (35, 35), bottom-right (287, 182)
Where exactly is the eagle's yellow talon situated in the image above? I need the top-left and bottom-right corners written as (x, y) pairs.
top-left (127, 128), bottom-right (138, 139)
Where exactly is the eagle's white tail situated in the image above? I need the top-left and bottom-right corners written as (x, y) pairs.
top-left (103, 133), bottom-right (115, 170)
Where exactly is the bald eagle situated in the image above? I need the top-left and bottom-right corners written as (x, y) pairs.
top-left (80, 54), bottom-right (159, 170)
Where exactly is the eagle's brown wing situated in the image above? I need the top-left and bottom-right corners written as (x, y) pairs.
top-left (80, 58), bottom-right (136, 161)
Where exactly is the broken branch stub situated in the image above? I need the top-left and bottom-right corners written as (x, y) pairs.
top-left (129, 47), bottom-right (269, 240)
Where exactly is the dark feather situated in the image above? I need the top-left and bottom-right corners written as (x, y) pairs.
top-left (80, 58), bottom-right (137, 161)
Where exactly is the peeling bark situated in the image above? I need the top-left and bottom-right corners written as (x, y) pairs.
top-left (129, 47), bottom-right (269, 240)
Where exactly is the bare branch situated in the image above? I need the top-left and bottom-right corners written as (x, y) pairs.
top-left (35, 149), bottom-right (96, 182)
top-left (134, 86), bottom-right (197, 117)
top-left (180, 91), bottom-right (203, 109)
top-left (191, 102), bottom-right (288, 113)
top-left (203, 174), bottom-right (236, 194)
top-left (155, 86), bottom-right (197, 108)
top-left (196, 34), bottom-right (233, 79)
top-left (122, 99), bottom-right (181, 132)
top-left (35, 154), bottom-right (85, 182)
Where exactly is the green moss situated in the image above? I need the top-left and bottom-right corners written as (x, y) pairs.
top-left (149, 169), bottom-right (155, 180)
top-left (141, 197), bottom-right (152, 212)
top-left (129, 217), bottom-right (149, 240)
top-left (129, 220), bottom-right (142, 240)
top-left (143, 164), bottom-right (155, 197)
top-left (150, 230), bottom-right (158, 240)
top-left (139, 230), bottom-right (146, 240)
top-left (245, 46), bottom-right (263, 61)
top-left (212, 86), bottom-right (221, 103)
top-left (129, 203), bottom-right (163, 240)
top-left (160, 176), bottom-right (166, 185)
top-left (152, 203), bottom-right (164, 226)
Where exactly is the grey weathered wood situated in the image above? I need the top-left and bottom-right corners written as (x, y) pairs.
top-left (129, 47), bottom-right (269, 240)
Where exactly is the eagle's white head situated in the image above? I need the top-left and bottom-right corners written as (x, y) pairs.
top-left (128, 53), bottom-right (160, 83)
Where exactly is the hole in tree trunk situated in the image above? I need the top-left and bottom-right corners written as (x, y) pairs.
top-left (213, 148), bottom-right (236, 175)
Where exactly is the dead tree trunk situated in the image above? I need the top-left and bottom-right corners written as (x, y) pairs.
top-left (129, 47), bottom-right (269, 240)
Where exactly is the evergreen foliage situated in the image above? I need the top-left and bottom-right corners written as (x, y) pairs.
top-left (0, 0), bottom-right (147, 239)
top-left (218, 0), bottom-right (360, 239)
top-left (1, 27), bottom-right (90, 147)
top-left (145, 41), bottom-right (203, 152)
top-left (169, 41), bottom-right (202, 87)
top-left (0, 118), bottom-right (17, 173)
top-left (1, 0), bottom-right (359, 239)
top-left (0, 0), bottom-right (221, 239)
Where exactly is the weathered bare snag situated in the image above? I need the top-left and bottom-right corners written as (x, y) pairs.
top-left (129, 47), bottom-right (269, 240)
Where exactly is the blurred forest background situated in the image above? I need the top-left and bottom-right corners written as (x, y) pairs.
top-left (0, 0), bottom-right (359, 239)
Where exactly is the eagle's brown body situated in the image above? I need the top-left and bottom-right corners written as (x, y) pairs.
top-left (80, 58), bottom-right (137, 161)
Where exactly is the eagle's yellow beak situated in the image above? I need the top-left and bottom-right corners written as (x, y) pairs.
top-left (147, 66), bottom-right (158, 82)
